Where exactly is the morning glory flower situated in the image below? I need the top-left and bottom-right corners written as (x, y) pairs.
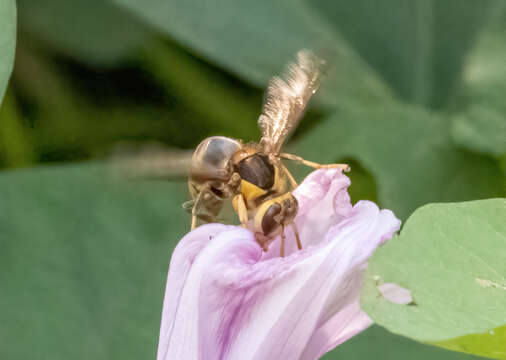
top-left (157, 169), bottom-right (401, 360)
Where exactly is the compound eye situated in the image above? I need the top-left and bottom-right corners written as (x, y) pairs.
top-left (191, 136), bottom-right (241, 180)
top-left (261, 203), bottom-right (282, 236)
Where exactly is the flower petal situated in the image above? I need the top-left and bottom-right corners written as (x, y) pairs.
top-left (263, 169), bottom-right (352, 259)
top-left (378, 283), bottom-right (413, 305)
top-left (157, 223), bottom-right (244, 360)
top-left (157, 170), bottom-right (401, 360)
top-left (300, 302), bottom-right (372, 360)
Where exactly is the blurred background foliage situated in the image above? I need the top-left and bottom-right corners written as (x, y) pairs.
top-left (0, 0), bottom-right (505, 359)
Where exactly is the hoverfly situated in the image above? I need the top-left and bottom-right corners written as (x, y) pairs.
top-left (185, 50), bottom-right (350, 256)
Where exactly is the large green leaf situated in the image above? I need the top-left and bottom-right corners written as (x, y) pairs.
top-left (435, 325), bottom-right (506, 359)
top-left (112, 0), bottom-right (503, 109)
top-left (455, 7), bottom-right (506, 114)
top-left (451, 106), bottom-right (506, 157)
top-left (17, 0), bottom-right (152, 66)
top-left (293, 102), bottom-right (504, 219)
top-left (0, 0), bottom-right (16, 104)
top-left (361, 199), bottom-right (506, 359)
top-left (310, 0), bottom-right (501, 107)
top-left (450, 8), bottom-right (506, 157)
top-left (0, 164), bottom-right (188, 359)
top-left (113, 0), bottom-right (392, 104)
top-left (324, 325), bottom-right (484, 360)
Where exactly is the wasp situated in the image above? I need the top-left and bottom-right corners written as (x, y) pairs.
top-left (185, 50), bottom-right (350, 256)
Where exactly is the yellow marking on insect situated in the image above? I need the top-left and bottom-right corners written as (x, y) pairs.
top-left (253, 193), bottom-right (293, 233)
top-left (240, 179), bottom-right (268, 202)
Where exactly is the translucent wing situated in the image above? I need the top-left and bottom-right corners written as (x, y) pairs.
top-left (108, 144), bottom-right (192, 179)
top-left (258, 50), bottom-right (325, 154)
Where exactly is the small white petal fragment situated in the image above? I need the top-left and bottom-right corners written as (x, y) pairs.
top-left (475, 277), bottom-right (506, 291)
top-left (378, 283), bottom-right (413, 305)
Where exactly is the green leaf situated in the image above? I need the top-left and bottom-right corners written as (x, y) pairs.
top-left (434, 325), bottom-right (506, 359)
top-left (0, 164), bottom-right (189, 359)
top-left (450, 7), bottom-right (506, 157)
top-left (456, 8), bottom-right (506, 114)
top-left (17, 0), bottom-right (152, 66)
top-left (311, 0), bottom-right (501, 107)
top-left (360, 199), bottom-right (506, 358)
top-left (293, 102), bottom-right (504, 219)
top-left (113, 0), bottom-right (392, 104)
top-left (0, 91), bottom-right (35, 166)
top-left (0, 0), bottom-right (16, 104)
top-left (451, 106), bottom-right (506, 156)
top-left (324, 325), bottom-right (484, 360)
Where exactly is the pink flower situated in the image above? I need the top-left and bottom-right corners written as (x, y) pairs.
top-left (157, 169), bottom-right (401, 360)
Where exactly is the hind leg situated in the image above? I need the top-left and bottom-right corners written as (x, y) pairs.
top-left (279, 161), bottom-right (298, 189)
top-left (280, 225), bottom-right (286, 257)
top-left (279, 153), bottom-right (350, 172)
top-left (290, 222), bottom-right (302, 250)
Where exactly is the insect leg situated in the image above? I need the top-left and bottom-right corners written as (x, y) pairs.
top-left (279, 161), bottom-right (298, 189)
top-left (232, 194), bottom-right (248, 227)
top-left (280, 225), bottom-right (286, 257)
top-left (191, 212), bottom-right (197, 230)
top-left (290, 222), bottom-right (302, 250)
top-left (190, 187), bottom-right (210, 230)
top-left (279, 153), bottom-right (350, 172)
top-left (182, 199), bottom-right (195, 212)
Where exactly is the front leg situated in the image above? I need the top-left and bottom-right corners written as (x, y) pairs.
top-left (188, 187), bottom-right (209, 230)
top-left (185, 185), bottom-right (221, 230)
top-left (223, 172), bottom-right (241, 197)
top-left (232, 193), bottom-right (248, 228)
top-left (279, 153), bottom-right (350, 172)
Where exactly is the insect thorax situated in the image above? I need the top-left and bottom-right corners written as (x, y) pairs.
top-left (235, 153), bottom-right (288, 209)
top-left (236, 154), bottom-right (274, 190)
